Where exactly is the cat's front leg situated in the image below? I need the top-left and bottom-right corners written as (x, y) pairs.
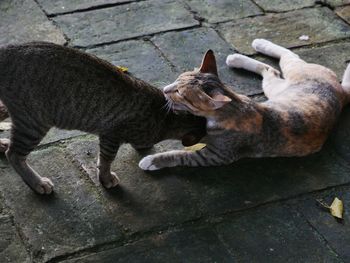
top-left (139, 146), bottom-right (233, 170)
top-left (97, 135), bottom-right (120, 188)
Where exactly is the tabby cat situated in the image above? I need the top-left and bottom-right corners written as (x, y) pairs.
top-left (0, 42), bottom-right (206, 194)
top-left (139, 39), bottom-right (350, 170)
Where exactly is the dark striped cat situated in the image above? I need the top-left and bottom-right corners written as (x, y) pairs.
top-left (0, 42), bottom-right (206, 194)
top-left (139, 39), bottom-right (350, 170)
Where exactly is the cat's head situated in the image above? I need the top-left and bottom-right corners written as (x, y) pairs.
top-left (163, 50), bottom-right (233, 117)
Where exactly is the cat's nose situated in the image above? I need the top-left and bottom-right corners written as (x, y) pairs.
top-left (163, 81), bottom-right (178, 94)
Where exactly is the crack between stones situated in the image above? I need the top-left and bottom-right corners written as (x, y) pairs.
top-left (45, 179), bottom-right (350, 263)
top-left (291, 204), bottom-right (346, 262)
top-left (46, 0), bottom-right (148, 18)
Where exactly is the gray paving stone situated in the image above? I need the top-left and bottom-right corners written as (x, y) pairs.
top-left (336, 5), bottom-right (350, 23)
top-left (0, 214), bottom-right (31, 263)
top-left (217, 7), bottom-right (350, 55)
top-left (185, 0), bottom-right (262, 23)
top-left (53, 0), bottom-right (199, 47)
top-left (296, 186), bottom-right (350, 262)
top-left (320, 0), bottom-right (350, 7)
top-left (329, 106), bottom-right (350, 162)
top-left (216, 204), bottom-right (341, 263)
top-left (0, 0), bottom-right (66, 46)
top-left (87, 40), bottom-right (178, 87)
top-left (152, 28), bottom-right (262, 95)
top-left (36, 0), bottom-right (137, 15)
top-left (66, 138), bottom-right (202, 234)
top-left (64, 227), bottom-right (232, 262)
top-left (165, 144), bottom-right (350, 216)
top-left (0, 148), bottom-right (122, 262)
top-left (254, 0), bottom-right (315, 12)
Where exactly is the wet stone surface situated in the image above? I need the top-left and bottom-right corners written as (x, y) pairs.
top-left (63, 226), bottom-right (233, 263)
top-left (254, 0), bottom-right (315, 12)
top-left (216, 204), bottom-right (341, 262)
top-left (0, 0), bottom-right (66, 46)
top-left (0, 148), bottom-right (122, 262)
top-left (66, 138), bottom-right (202, 234)
top-left (185, 0), bottom-right (262, 24)
top-left (53, 0), bottom-right (199, 47)
top-left (217, 7), bottom-right (350, 55)
top-left (296, 186), bottom-right (350, 262)
top-left (336, 5), bottom-right (350, 23)
top-left (0, 214), bottom-right (30, 263)
top-left (36, 0), bottom-right (137, 15)
top-left (87, 40), bottom-right (178, 87)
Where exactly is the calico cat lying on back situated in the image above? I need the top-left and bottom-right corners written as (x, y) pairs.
top-left (0, 42), bottom-right (206, 194)
top-left (139, 39), bottom-right (350, 170)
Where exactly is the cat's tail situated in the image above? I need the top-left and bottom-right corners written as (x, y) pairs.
top-left (342, 63), bottom-right (350, 100)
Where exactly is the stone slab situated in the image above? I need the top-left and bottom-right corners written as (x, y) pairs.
top-left (320, 0), bottom-right (350, 7)
top-left (336, 5), bottom-right (350, 23)
top-left (296, 186), bottom-right (350, 262)
top-left (216, 204), bottom-right (341, 262)
top-left (254, 0), bottom-right (315, 12)
top-left (0, 148), bottom-right (122, 262)
top-left (87, 40), bottom-right (178, 87)
top-left (66, 138), bottom-right (202, 234)
top-left (36, 0), bottom-right (137, 15)
top-left (53, 0), bottom-right (199, 47)
top-left (0, 214), bottom-right (30, 263)
top-left (152, 28), bottom-right (262, 95)
top-left (185, 0), bottom-right (262, 23)
top-left (64, 227), bottom-right (232, 262)
top-left (162, 143), bottom-right (350, 217)
top-left (217, 7), bottom-right (350, 55)
top-left (0, 0), bottom-right (66, 46)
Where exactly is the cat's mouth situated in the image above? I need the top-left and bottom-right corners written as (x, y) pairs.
top-left (164, 93), bottom-right (191, 114)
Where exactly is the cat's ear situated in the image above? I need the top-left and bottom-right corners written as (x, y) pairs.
top-left (208, 93), bottom-right (232, 110)
top-left (199, 50), bottom-right (218, 76)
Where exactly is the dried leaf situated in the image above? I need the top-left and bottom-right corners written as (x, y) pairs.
top-left (330, 198), bottom-right (343, 219)
top-left (0, 122), bottom-right (11, 131)
top-left (184, 143), bottom-right (206, 152)
top-left (116, 66), bottom-right (128, 72)
top-left (317, 197), bottom-right (344, 219)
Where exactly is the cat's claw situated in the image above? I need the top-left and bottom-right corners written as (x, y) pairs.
top-left (34, 177), bottom-right (54, 195)
top-left (99, 172), bottom-right (120, 188)
top-left (139, 155), bottom-right (160, 171)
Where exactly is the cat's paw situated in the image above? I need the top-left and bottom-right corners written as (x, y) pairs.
top-left (252, 39), bottom-right (271, 52)
top-left (99, 171), bottom-right (120, 189)
top-left (139, 155), bottom-right (160, 171)
top-left (226, 54), bottom-right (247, 68)
top-left (33, 177), bottom-right (54, 195)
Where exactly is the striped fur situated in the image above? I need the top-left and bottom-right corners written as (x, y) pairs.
top-left (0, 42), bottom-right (206, 194)
top-left (139, 39), bottom-right (349, 170)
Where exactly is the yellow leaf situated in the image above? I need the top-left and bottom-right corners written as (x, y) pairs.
top-left (116, 66), bottom-right (128, 72)
top-left (330, 197), bottom-right (343, 219)
top-left (0, 122), bottom-right (11, 131)
top-left (184, 143), bottom-right (206, 152)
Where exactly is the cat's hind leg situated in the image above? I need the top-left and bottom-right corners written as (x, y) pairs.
top-left (98, 135), bottom-right (120, 188)
top-left (6, 122), bottom-right (52, 194)
top-left (226, 54), bottom-right (287, 98)
top-left (252, 39), bottom-right (299, 59)
top-left (139, 145), bottom-right (234, 170)
top-left (226, 54), bottom-right (275, 75)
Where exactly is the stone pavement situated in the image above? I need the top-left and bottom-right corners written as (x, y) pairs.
top-left (1, 0), bottom-right (350, 262)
